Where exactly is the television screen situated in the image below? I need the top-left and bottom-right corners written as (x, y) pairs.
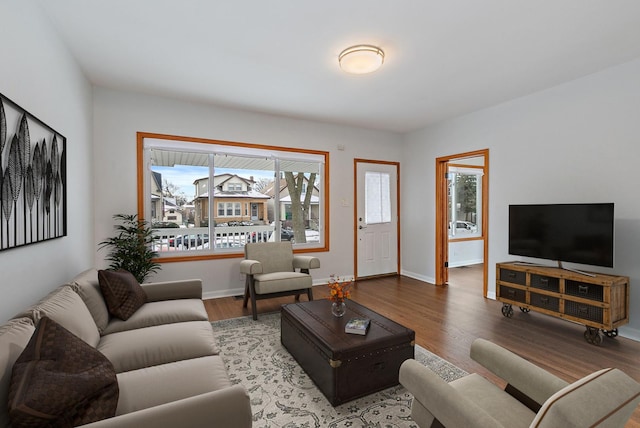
top-left (508, 203), bottom-right (614, 268)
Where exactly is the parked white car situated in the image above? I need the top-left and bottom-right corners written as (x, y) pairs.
top-left (450, 221), bottom-right (478, 233)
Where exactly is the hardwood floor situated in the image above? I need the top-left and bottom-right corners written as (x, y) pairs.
top-left (204, 265), bottom-right (640, 426)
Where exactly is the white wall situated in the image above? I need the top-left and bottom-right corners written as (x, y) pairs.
top-left (0, 1), bottom-right (93, 322)
top-left (448, 240), bottom-right (484, 268)
top-left (402, 58), bottom-right (640, 340)
top-left (93, 88), bottom-right (402, 299)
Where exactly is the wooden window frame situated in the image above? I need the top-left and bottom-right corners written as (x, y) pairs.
top-left (137, 132), bottom-right (330, 262)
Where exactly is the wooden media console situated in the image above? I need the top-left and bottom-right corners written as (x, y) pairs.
top-left (496, 262), bottom-right (629, 345)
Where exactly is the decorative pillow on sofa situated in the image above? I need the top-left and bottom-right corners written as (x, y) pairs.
top-left (98, 269), bottom-right (147, 320)
top-left (8, 316), bottom-right (118, 427)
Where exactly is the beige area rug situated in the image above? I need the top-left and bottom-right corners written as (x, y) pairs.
top-left (212, 311), bottom-right (467, 428)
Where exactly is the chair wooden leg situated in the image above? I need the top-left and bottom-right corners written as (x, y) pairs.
top-left (295, 294), bottom-right (301, 301)
top-left (249, 278), bottom-right (258, 320)
top-left (307, 287), bottom-right (313, 301)
top-left (242, 276), bottom-right (250, 308)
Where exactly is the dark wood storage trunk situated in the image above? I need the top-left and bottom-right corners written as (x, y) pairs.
top-left (281, 299), bottom-right (415, 406)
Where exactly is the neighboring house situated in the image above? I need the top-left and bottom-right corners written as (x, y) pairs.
top-left (263, 175), bottom-right (320, 230)
top-left (192, 174), bottom-right (271, 226)
top-left (182, 203), bottom-right (195, 226)
top-left (150, 171), bottom-right (163, 223)
top-left (162, 197), bottom-right (183, 225)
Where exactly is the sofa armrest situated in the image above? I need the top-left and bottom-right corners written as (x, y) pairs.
top-left (141, 279), bottom-right (202, 302)
top-left (78, 385), bottom-right (251, 428)
top-left (292, 255), bottom-right (320, 270)
top-left (399, 359), bottom-right (501, 428)
top-left (240, 259), bottom-right (262, 275)
top-left (470, 338), bottom-right (569, 406)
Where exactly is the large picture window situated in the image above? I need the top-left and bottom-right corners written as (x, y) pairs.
top-left (137, 133), bottom-right (328, 260)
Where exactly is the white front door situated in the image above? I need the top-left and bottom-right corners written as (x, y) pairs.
top-left (356, 161), bottom-right (399, 278)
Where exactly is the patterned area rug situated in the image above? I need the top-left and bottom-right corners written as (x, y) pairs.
top-left (212, 312), bottom-right (467, 428)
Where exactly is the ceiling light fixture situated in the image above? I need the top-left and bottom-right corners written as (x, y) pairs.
top-left (338, 45), bottom-right (385, 74)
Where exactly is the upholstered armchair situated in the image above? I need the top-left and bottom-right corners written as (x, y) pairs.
top-left (240, 242), bottom-right (320, 320)
top-left (399, 338), bottom-right (640, 428)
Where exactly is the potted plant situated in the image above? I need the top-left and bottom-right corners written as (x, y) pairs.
top-left (99, 214), bottom-right (161, 283)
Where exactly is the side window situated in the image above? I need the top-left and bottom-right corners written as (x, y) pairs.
top-left (138, 133), bottom-right (329, 259)
top-left (447, 165), bottom-right (483, 239)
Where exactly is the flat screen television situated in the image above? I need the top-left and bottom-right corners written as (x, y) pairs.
top-left (508, 203), bottom-right (614, 268)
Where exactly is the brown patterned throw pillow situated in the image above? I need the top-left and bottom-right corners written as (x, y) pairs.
top-left (98, 269), bottom-right (147, 320)
top-left (8, 316), bottom-right (118, 427)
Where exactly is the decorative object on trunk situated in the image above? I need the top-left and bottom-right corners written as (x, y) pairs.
top-left (0, 93), bottom-right (66, 251)
top-left (327, 274), bottom-right (352, 317)
top-left (98, 214), bottom-right (161, 283)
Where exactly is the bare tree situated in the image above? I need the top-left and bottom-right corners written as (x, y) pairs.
top-left (252, 177), bottom-right (272, 194)
top-left (284, 172), bottom-right (316, 244)
top-left (162, 179), bottom-right (188, 206)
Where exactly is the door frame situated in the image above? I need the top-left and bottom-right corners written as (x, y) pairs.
top-left (354, 159), bottom-right (401, 280)
top-left (435, 149), bottom-right (489, 296)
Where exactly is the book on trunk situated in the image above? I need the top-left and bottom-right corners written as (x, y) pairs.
top-left (345, 317), bottom-right (370, 335)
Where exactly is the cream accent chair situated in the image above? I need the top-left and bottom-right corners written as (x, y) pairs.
top-left (399, 338), bottom-right (640, 428)
top-left (240, 241), bottom-right (320, 320)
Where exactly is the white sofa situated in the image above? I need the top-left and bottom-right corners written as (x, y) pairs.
top-left (0, 269), bottom-right (252, 428)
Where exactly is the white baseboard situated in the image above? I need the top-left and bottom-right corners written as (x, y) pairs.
top-left (202, 278), bottom-right (345, 301)
top-left (447, 260), bottom-right (484, 268)
top-left (203, 288), bottom-right (244, 301)
top-left (619, 326), bottom-right (640, 342)
top-left (399, 269), bottom-right (435, 285)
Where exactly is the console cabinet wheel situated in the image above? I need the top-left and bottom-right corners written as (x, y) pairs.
top-left (519, 307), bottom-right (530, 313)
top-left (584, 327), bottom-right (603, 345)
top-left (592, 332), bottom-right (603, 345)
top-left (501, 304), bottom-right (514, 318)
top-left (603, 329), bottom-right (618, 338)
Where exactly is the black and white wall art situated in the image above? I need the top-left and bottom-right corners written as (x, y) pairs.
top-left (0, 93), bottom-right (66, 251)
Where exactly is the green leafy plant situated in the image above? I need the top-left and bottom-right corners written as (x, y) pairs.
top-left (99, 214), bottom-right (161, 283)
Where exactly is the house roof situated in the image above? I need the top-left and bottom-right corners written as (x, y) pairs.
top-left (36, 1), bottom-right (640, 133)
top-left (263, 176), bottom-right (319, 197)
top-left (193, 174), bottom-right (255, 186)
top-left (195, 189), bottom-right (270, 200)
top-left (163, 197), bottom-right (178, 208)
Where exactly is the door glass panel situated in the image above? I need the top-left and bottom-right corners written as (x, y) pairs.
top-left (365, 171), bottom-right (391, 224)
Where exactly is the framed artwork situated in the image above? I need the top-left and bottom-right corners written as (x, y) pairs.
top-left (0, 92), bottom-right (66, 251)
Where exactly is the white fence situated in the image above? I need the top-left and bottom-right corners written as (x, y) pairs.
top-left (152, 225), bottom-right (275, 252)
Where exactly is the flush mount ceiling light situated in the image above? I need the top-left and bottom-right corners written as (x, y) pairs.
top-left (338, 45), bottom-right (385, 74)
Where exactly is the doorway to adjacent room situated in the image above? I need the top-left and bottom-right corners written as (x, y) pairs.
top-left (435, 149), bottom-right (489, 296)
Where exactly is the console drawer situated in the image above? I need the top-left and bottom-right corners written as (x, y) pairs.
top-left (499, 285), bottom-right (526, 303)
top-left (565, 281), bottom-right (604, 302)
top-left (530, 274), bottom-right (559, 292)
top-left (530, 292), bottom-right (559, 312)
top-left (565, 301), bottom-right (603, 323)
top-left (499, 269), bottom-right (526, 285)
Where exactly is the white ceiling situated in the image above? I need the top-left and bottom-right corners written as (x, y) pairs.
top-left (36, 0), bottom-right (640, 133)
